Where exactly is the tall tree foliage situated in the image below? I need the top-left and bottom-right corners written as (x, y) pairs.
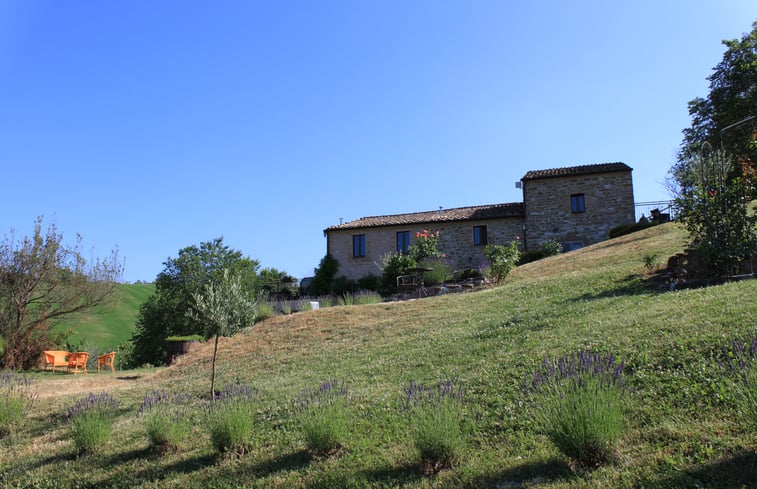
top-left (0, 218), bottom-right (122, 369)
top-left (672, 21), bottom-right (757, 194)
top-left (129, 238), bottom-right (259, 367)
top-left (674, 148), bottom-right (756, 277)
top-left (188, 269), bottom-right (258, 400)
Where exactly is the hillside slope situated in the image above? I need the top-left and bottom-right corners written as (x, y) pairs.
top-left (53, 282), bottom-right (155, 350)
top-left (6, 223), bottom-right (756, 489)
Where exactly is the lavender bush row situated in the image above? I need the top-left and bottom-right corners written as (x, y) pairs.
top-left (140, 389), bottom-right (196, 453)
top-left (530, 351), bottom-right (627, 468)
top-left (65, 392), bottom-right (119, 455)
top-left (400, 379), bottom-right (465, 412)
top-left (0, 371), bottom-right (38, 438)
top-left (530, 350), bottom-right (626, 390)
top-left (207, 383), bottom-right (259, 457)
top-left (293, 379), bottom-right (350, 458)
top-left (400, 379), bottom-right (467, 474)
top-left (720, 335), bottom-right (757, 381)
top-left (64, 392), bottom-right (119, 422)
top-left (719, 335), bottom-right (757, 429)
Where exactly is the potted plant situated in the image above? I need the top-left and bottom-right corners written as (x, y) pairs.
top-left (164, 335), bottom-right (205, 365)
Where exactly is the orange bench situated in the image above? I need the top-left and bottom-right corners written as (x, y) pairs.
top-left (43, 350), bottom-right (72, 372)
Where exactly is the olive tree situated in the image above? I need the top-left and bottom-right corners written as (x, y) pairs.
top-left (129, 237), bottom-right (259, 367)
top-left (188, 269), bottom-right (258, 400)
top-left (0, 218), bottom-right (122, 369)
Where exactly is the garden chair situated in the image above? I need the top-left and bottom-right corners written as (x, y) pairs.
top-left (397, 274), bottom-right (418, 294)
top-left (97, 352), bottom-right (116, 373)
top-left (68, 352), bottom-right (89, 373)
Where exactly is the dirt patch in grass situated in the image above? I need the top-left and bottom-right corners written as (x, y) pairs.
top-left (34, 370), bottom-right (161, 399)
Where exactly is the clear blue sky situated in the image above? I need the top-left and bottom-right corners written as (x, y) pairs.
top-left (1, 1), bottom-right (754, 283)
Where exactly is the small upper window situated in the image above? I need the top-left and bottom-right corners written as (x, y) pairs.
top-left (397, 231), bottom-right (410, 254)
top-left (353, 234), bottom-right (366, 258)
top-left (571, 194), bottom-right (586, 213)
top-left (473, 225), bottom-right (488, 246)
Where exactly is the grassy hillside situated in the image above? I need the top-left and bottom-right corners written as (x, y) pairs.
top-left (53, 283), bottom-right (155, 350)
top-left (2, 223), bottom-right (756, 488)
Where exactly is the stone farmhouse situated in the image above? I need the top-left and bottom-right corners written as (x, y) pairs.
top-left (324, 162), bottom-right (635, 282)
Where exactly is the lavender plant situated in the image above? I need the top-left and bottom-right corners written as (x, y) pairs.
top-left (400, 379), bottom-right (467, 475)
top-left (0, 371), bottom-right (38, 438)
top-left (206, 383), bottom-right (258, 456)
top-left (64, 392), bottom-right (119, 455)
top-left (139, 389), bottom-right (195, 453)
top-left (720, 335), bottom-right (757, 429)
top-left (530, 351), bottom-right (627, 468)
top-left (293, 379), bottom-right (349, 458)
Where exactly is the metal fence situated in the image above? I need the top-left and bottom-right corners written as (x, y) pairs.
top-left (635, 200), bottom-right (676, 223)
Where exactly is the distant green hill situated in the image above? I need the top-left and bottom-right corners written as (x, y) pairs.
top-left (53, 283), bottom-right (155, 350)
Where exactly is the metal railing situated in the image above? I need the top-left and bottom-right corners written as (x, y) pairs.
top-left (635, 200), bottom-right (676, 222)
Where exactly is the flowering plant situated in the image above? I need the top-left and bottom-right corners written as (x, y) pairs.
top-left (409, 230), bottom-right (442, 263)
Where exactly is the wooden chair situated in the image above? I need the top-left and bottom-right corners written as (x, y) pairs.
top-left (68, 352), bottom-right (89, 373)
top-left (97, 352), bottom-right (116, 373)
top-left (396, 275), bottom-right (418, 293)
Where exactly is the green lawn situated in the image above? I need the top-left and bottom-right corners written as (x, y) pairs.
top-left (2, 223), bottom-right (755, 488)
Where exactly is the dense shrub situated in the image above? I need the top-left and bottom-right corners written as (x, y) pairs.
top-left (518, 239), bottom-right (564, 265)
top-left (484, 240), bottom-right (520, 283)
top-left (378, 253), bottom-right (416, 296)
top-left (356, 273), bottom-right (380, 291)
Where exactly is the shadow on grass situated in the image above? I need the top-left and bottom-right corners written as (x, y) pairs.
top-left (463, 457), bottom-right (573, 488)
top-left (647, 450), bottom-right (757, 488)
top-left (571, 273), bottom-right (665, 301)
top-left (243, 449), bottom-right (312, 478)
top-left (361, 461), bottom-right (423, 486)
top-left (94, 451), bottom-right (218, 488)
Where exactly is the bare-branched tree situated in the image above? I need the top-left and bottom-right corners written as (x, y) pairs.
top-left (0, 217), bottom-right (123, 369)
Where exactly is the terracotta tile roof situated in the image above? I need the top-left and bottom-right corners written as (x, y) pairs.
top-left (521, 162), bottom-right (632, 181)
top-left (325, 202), bottom-right (524, 232)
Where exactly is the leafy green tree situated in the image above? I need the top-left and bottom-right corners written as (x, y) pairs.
top-left (309, 254), bottom-right (339, 296)
top-left (672, 21), bottom-right (757, 194)
top-left (129, 238), bottom-right (259, 367)
top-left (0, 217), bottom-right (122, 369)
top-left (188, 269), bottom-right (257, 400)
top-left (259, 267), bottom-right (298, 298)
top-left (674, 148), bottom-right (756, 277)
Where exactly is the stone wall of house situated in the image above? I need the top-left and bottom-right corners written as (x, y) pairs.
top-left (434, 218), bottom-right (524, 270)
top-left (326, 227), bottom-right (394, 282)
top-left (523, 170), bottom-right (635, 250)
top-left (327, 218), bottom-right (524, 281)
